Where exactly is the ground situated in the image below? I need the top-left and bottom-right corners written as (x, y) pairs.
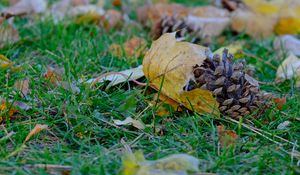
top-left (0, 0), bottom-right (300, 174)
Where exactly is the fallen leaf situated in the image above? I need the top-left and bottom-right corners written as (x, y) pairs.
top-left (71, 0), bottom-right (89, 6)
top-left (87, 65), bottom-right (145, 88)
top-left (0, 54), bottom-right (14, 69)
top-left (185, 15), bottom-right (230, 39)
top-left (143, 33), bottom-right (219, 116)
top-left (123, 37), bottom-right (147, 58)
top-left (217, 125), bottom-right (238, 147)
top-left (24, 124), bottom-right (48, 143)
top-left (44, 67), bottom-right (62, 85)
top-left (230, 9), bottom-right (277, 38)
top-left (102, 9), bottom-right (123, 30)
top-left (109, 43), bottom-right (123, 57)
top-left (120, 151), bottom-right (200, 175)
top-left (274, 35), bottom-right (300, 56)
top-left (274, 17), bottom-right (300, 35)
top-left (114, 117), bottom-right (145, 130)
top-left (0, 20), bottom-right (19, 48)
top-left (0, 102), bottom-right (18, 123)
top-left (191, 5), bottom-right (230, 18)
top-left (277, 120), bottom-right (291, 130)
top-left (51, 0), bottom-right (105, 22)
top-left (14, 79), bottom-right (30, 96)
top-left (109, 37), bottom-right (147, 58)
top-left (273, 97), bottom-right (286, 110)
top-left (276, 54), bottom-right (300, 87)
top-left (2, 0), bottom-right (47, 17)
top-left (243, 0), bottom-right (284, 16)
top-left (137, 3), bottom-right (188, 26)
top-left (213, 41), bottom-right (244, 58)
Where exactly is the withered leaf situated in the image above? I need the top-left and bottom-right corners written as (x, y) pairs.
top-left (143, 33), bottom-right (219, 116)
top-left (24, 124), bottom-right (48, 143)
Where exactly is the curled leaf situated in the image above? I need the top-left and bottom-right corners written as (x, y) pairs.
top-left (143, 33), bottom-right (219, 116)
top-left (0, 54), bottom-right (14, 69)
top-left (276, 54), bottom-right (300, 87)
top-left (120, 151), bottom-right (200, 175)
top-left (24, 124), bottom-right (48, 143)
top-left (114, 117), bottom-right (145, 130)
top-left (274, 35), bottom-right (300, 56)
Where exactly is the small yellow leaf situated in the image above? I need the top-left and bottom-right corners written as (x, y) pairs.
top-left (214, 42), bottom-right (244, 59)
top-left (120, 151), bottom-right (200, 175)
top-left (0, 102), bottom-right (18, 122)
top-left (24, 124), bottom-right (48, 143)
top-left (143, 33), bottom-right (219, 116)
top-left (274, 17), bottom-right (300, 35)
top-left (243, 0), bottom-right (284, 16)
top-left (0, 54), bottom-right (13, 69)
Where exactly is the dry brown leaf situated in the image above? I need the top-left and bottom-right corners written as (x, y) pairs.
top-left (101, 9), bottom-right (123, 30)
top-left (71, 0), bottom-right (89, 6)
top-left (2, 0), bottom-right (47, 17)
top-left (124, 37), bottom-right (147, 58)
top-left (0, 20), bottom-right (19, 48)
top-left (273, 97), bottom-right (286, 110)
top-left (274, 35), bottom-right (300, 56)
top-left (231, 9), bottom-right (277, 38)
top-left (137, 3), bottom-right (188, 26)
top-left (191, 6), bottom-right (230, 18)
top-left (185, 15), bottom-right (230, 39)
top-left (44, 67), bottom-right (62, 85)
top-left (0, 102), bottom-right (18, 123)
top-left (114, 117), bottom-right (145, 130)
top-left (276, 54), bottom-right (300, 87)
top-left (24, 124), bottom-right (48, 143)
top-left (143, 33), bottom-right (219, 116)
top-left (217, 125), bottom-right (238, 147)
top-left (109, 37), bottom-right (147, 58)
top-left (14, 79), bottom-right (30, 96)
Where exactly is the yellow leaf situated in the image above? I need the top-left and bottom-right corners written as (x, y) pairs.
top-left (214, 42), bottom-right (244, 59)
top-left (274, 17), bottom-right (300, 35)
top-left (143, 33), bottom-right (219, 116)
top-left (276, 54), bottom-right (300, 87)
top-left (120, 151), bottom-right (200, 175)
top-left (0, 102), bottom-right (18, 122)
top-left (0, 54), bottom-right (13, 68)
top-left (243, 0), bottom-right (284, 15)
top-left (24, 124), bottom-right (48, 143)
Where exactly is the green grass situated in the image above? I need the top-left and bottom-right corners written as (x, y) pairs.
top-left (1, 1), bottom-right (300, 175)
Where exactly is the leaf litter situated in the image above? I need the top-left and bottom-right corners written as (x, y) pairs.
top-left (0, 0), bottom-right (300, 174)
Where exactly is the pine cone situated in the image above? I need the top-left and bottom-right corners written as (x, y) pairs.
top-left (187, 49), bottom-right (271, 118)
top-left (152, 15), bottom-right (200, 43)
top-left (221, 0), bottom-right (245, 11)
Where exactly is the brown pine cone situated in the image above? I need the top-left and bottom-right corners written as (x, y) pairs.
top-left (186, 49), bottom-right (272, 118)
top-left (152, 15), bottom-right (201, 43)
